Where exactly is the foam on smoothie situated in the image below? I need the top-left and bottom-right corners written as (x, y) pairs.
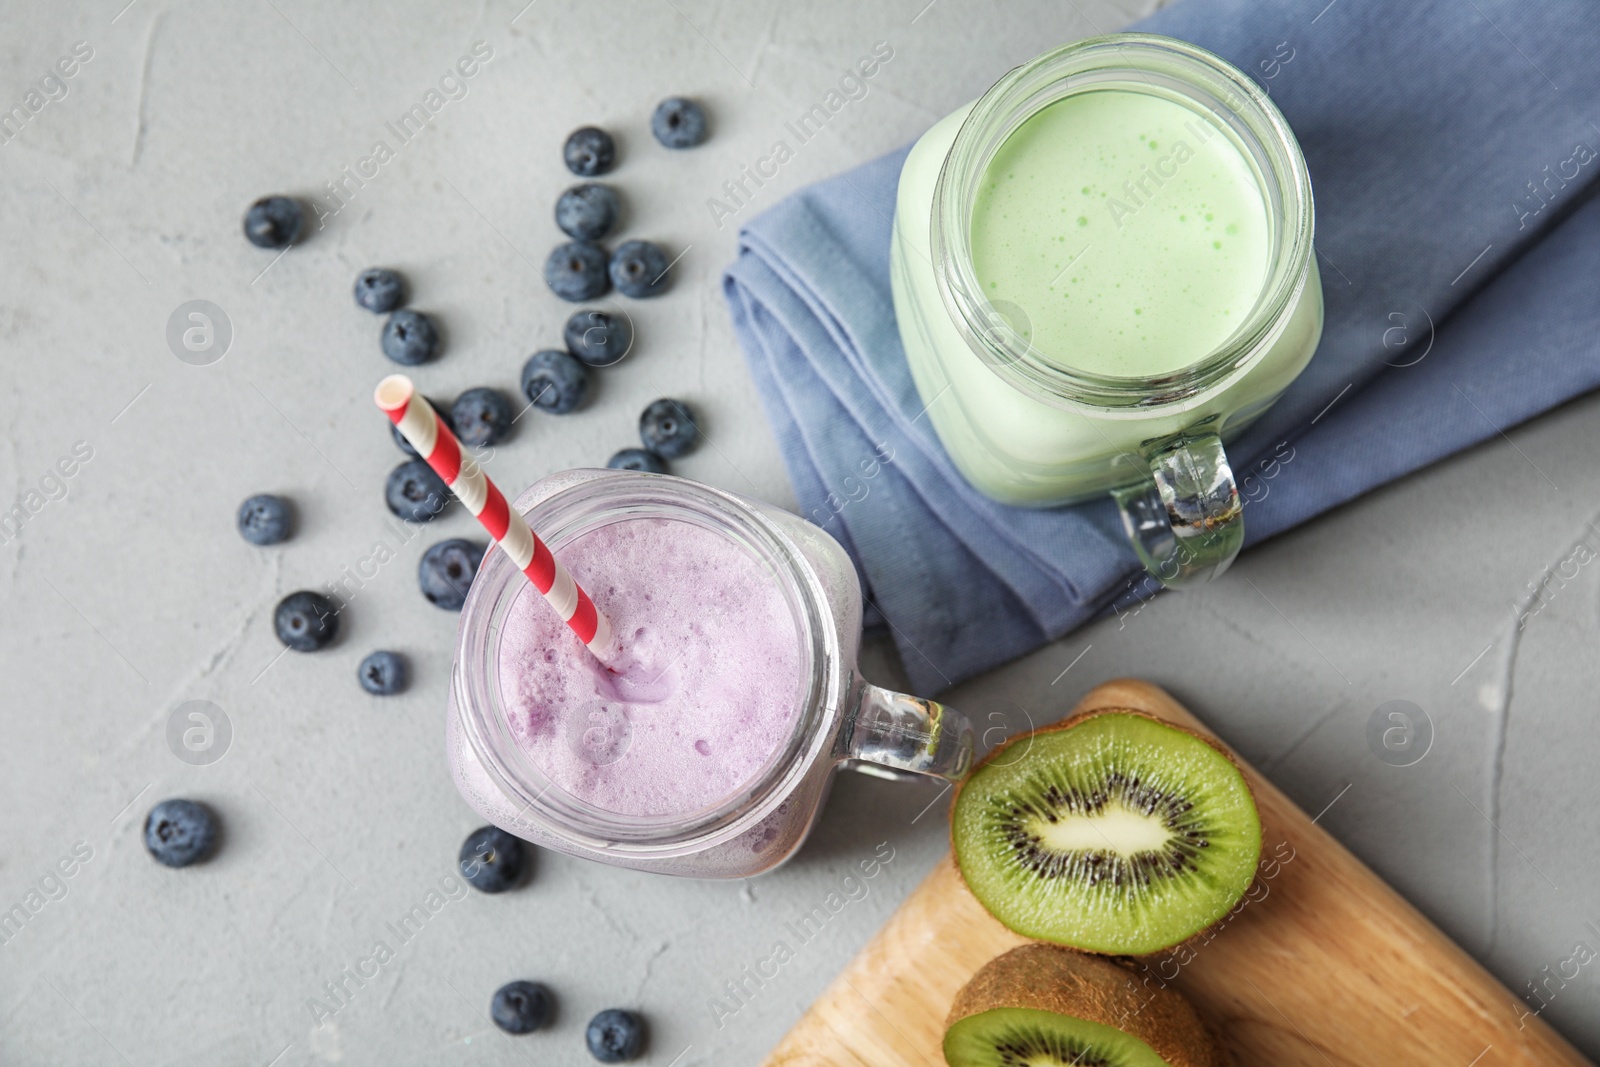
top-left (496, 517), bottom-right (804, 818)
top-left (969, 88), bottom-right (1270, 378)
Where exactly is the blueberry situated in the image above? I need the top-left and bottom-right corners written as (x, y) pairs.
top-left (564, 309), bottom-right (633, 367)
top-left (556, 183), bottom-right (620, 242)
top-left (237, 494), bottom-right (292, 545)
top-left (651, 97), bottom-right (708, 149)
top-left (491, 980), bottom-right (554, 1034)
top-left (586, 1009), bottom-right (646, 1063)
top-left (451, 388), bottom-right (514, 448)
top-left (563, 126), bottom-right (616, 176)
top-left (521, 350), bottom-right (589, 415)
top-left (607, 448), bottom-right (666, 474)
top-left (243, 195), bottom-right (302, 249)
top-left (275, 590), bottom-right (340, 652)
top-left (386, 459), bottom-right (451, 523)
top-left (459, 825), bottom-right (527, 893)
top-left (354, 268), bottom-right (406, 313)
top-left (144, 799), bottom-right (219, 868)
top-left (419, 538), bottom-right (485, 611)
top-left (609, 240), bottom-right (671, 298)
top-left (357, 650), bottom-right (407, 695)
top-left (392, 396), bottom-right (455, 458)
top-left (546, 242), bottom-right (610, 302)
top-left (639, 398), bottom-right (699, 458)
top-left (381, 309), bottom-right (440, 365)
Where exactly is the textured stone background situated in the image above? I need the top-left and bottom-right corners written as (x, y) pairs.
top-left (1, 0), bottom-right (1596, 1063)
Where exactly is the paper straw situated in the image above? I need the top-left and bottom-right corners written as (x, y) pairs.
top-left (374, 374), bottom-right (613, 660)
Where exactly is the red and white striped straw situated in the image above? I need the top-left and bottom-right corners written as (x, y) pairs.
top-left (374, 374), bottom-right (613, 661)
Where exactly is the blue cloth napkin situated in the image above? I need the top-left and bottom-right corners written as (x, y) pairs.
top-left (724, 0), bottom-right (1600, 696)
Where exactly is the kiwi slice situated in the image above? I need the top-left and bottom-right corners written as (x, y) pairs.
top-left (952, 709), bottom-right (1261, 955)
top-left (944, 944), bottom-right (1226, 1067)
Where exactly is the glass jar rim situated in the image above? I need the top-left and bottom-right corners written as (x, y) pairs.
top-left (931, 32), bottom-right (1316, 411)
top-left (451, 470), bottom-right (839, 855)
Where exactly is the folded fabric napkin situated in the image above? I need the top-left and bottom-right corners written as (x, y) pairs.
top-left (725, 0), bottom-right (1600, 695)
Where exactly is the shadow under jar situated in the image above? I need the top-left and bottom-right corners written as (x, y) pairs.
top-left (891, 33), bottom-right (1323, 585)
top-left (447, 469), bottom-right (973, 879)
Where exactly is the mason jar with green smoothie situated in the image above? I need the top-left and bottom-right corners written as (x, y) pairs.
top-left (890, 33), bottom-right (1322, 586)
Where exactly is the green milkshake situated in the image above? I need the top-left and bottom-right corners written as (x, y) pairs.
top-left (889, 35), bottom-right (1322, 512)
top-left (969, 89), bottom-right (1271, 379)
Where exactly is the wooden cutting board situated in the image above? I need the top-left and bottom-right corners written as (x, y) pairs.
top-left (764, 679), bottom-right (1591, 1066)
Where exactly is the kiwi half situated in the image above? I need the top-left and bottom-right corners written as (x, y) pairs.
top-left (944, 944), bottom-right (1226, 1067)
top-left (951, 709), bottom-right (1261, 956)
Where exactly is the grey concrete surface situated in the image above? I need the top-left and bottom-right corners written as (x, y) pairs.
top-left (1, 0), bottom-right (1596, 1064)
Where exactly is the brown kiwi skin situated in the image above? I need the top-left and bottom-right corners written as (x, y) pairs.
top-left (949, 706), bottom-right (1262, 958)
top-left (946, 943), bottom-right (1230, 1067)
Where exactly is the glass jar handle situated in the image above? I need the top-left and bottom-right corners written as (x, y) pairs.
top-left (1110, 431), bottom-right (1244, 588)
top-left (845, 682), bottom-right (974, 783)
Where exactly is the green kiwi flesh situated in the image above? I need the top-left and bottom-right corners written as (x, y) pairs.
top-left (944, 1007), bottom-right (1173, 1067)
top-left (951, 710), bottom-right (1262, 955)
